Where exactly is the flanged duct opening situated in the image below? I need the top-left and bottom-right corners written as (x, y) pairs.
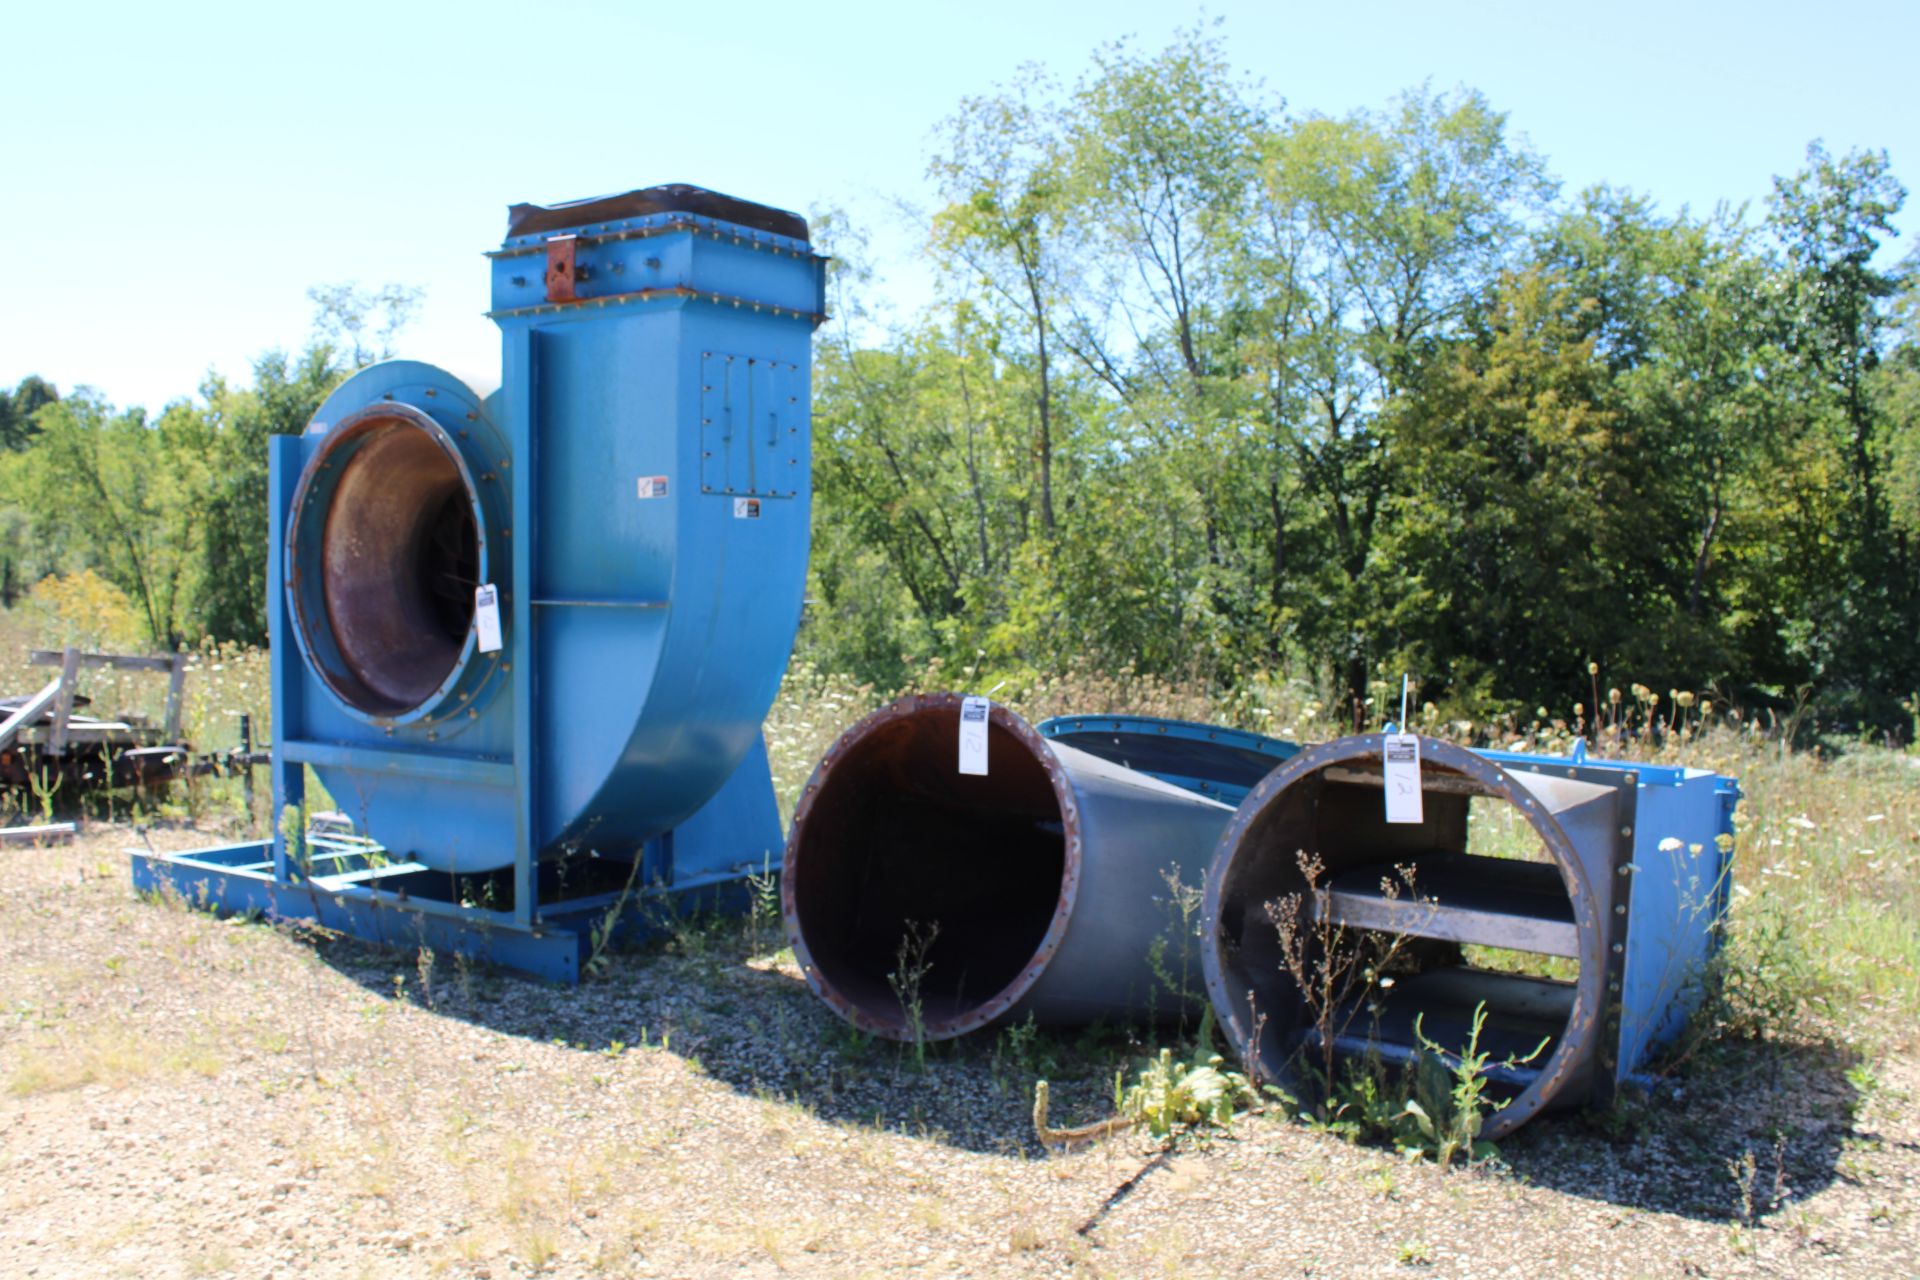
top-left (1203, 736), bottom-right (1607, 1138)
top-left (291, 408), bottom-right (482, 717)
top-left (783, 695), bottom-right (1077, 1040)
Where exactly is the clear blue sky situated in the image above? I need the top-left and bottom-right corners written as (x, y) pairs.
top-left (3, 0), bottom-right (1914, 412)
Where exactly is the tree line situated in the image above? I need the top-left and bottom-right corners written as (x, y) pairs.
top-left (0, 284), bottom-right (417, 648)
top-left (805, 30), bottom-right (1920, 731)
top-left (4, 29), bottom-right (1915, 730)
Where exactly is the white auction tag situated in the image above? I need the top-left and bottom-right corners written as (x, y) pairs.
top-left (474, 584), bottom-right (504, 653)
top-left (958, 696), bottom-right (989, 775)
top-left (1383, 733), bottom-right (1423, 824)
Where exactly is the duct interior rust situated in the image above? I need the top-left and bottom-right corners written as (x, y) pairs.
top-left (790, 707), bottom-right (1068, 1035)
top-left (307, 418), bottom-right (480, 715)
top-left (1216, 766), bottom-right (1577, 1093)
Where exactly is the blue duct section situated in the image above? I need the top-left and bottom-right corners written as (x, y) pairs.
top-left (1037, 715), bottom-right (1300, 808)
top-left (1474, 746), bottom-right (1740, 1076)
top-left (134, 186), bottom-right (823, 980)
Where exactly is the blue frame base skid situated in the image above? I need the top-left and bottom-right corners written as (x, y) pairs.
top-left (128, 730), bottom-right (785, 985)
top-left (130, 837), bottom-right (758, 985)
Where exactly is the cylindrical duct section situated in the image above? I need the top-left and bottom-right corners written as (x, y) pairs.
top-left (783, 694), bottom-right (1236, 1040)
top-left (1202, 734), bottom-right (1624, 1138)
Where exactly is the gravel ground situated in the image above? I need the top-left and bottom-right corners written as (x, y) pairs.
top-left (3, 824), bottom-right (1916, 1279)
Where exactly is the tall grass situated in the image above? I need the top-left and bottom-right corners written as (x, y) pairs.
top-left (7, 573), bottom-right (1909, 1043)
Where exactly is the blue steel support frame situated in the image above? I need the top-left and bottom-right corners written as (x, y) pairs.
top-left (268, 435), bottom-right (303, 883)
top-left (508, 323), bottom-right (538, 929)
top-left (132, 843), bottom-right (576, 981)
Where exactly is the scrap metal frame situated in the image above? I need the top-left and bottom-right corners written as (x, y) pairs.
top-left (1, 647), bottom-right (188, 756)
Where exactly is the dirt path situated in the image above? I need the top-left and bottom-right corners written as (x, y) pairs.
top-left (3, 827), bottom-right (1916, 1278)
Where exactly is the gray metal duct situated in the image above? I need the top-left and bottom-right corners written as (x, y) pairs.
top-left (783, 694), bottom-right (1236, 1040)
top-left (1201, 734), bottom-right (1633, 1138)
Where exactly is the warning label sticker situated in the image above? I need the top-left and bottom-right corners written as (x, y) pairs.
top-left (733, 497), bottom-right (761, 520)
top-left (637, 475), bottom-right (669, 499)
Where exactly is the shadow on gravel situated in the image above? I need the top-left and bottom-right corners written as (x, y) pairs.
top-left (303, 917), bottom-right (1140, 1159)
top-left (296, 916), bottom-right (1872, 1206)
top-left (1497, 1038), bottom-right (1866, 1223)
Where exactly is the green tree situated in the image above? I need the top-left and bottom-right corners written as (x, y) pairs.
top-left (1766, 143), bottom-right (1915, 719)
top-left (929, 73), bottom-right (1078, 538)
top-left (191, 346), bottom-right (345, 644)
top-left (0, 375), bottom-right (62, 602)
top-left (1372, 268), bottom-right (1636, 709)
top-left (306, 282), bottom-right (424, 368)
top-left (1055, 26), bottom-right (1271, 672)
top-left (1541, 189), bottom-right (1790, 689)
top-left (13, 394), bottom-right (205, 646)
top-left (0, 375), bottom-right (58, 452)
top-left (797, 45), bottom-right (1917, 732)
top-left (1879, 248), bottom-right (1920, 547)
top-left (1243, 88), bottom-right (1553, 705)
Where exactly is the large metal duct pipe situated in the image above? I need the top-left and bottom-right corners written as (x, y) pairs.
top-left (1202, 734), bottom-right (1629, 1139)
top-left (783, 695), bottom-right (1236, 1040)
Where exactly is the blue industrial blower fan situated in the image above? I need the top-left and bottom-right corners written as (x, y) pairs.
top-left (132, 185), bottom-right (827, 981)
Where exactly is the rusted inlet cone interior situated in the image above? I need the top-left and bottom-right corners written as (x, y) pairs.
top-left (782, 695), bottom-right (1079, 1040)
top-left (1202, 735), bottom-right (1618, 1138)
top-left (289, 408), bottom-right (482, 716)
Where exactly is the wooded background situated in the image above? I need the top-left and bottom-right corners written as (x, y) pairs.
top-left (4, 31), bottom-right (1916, 731)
